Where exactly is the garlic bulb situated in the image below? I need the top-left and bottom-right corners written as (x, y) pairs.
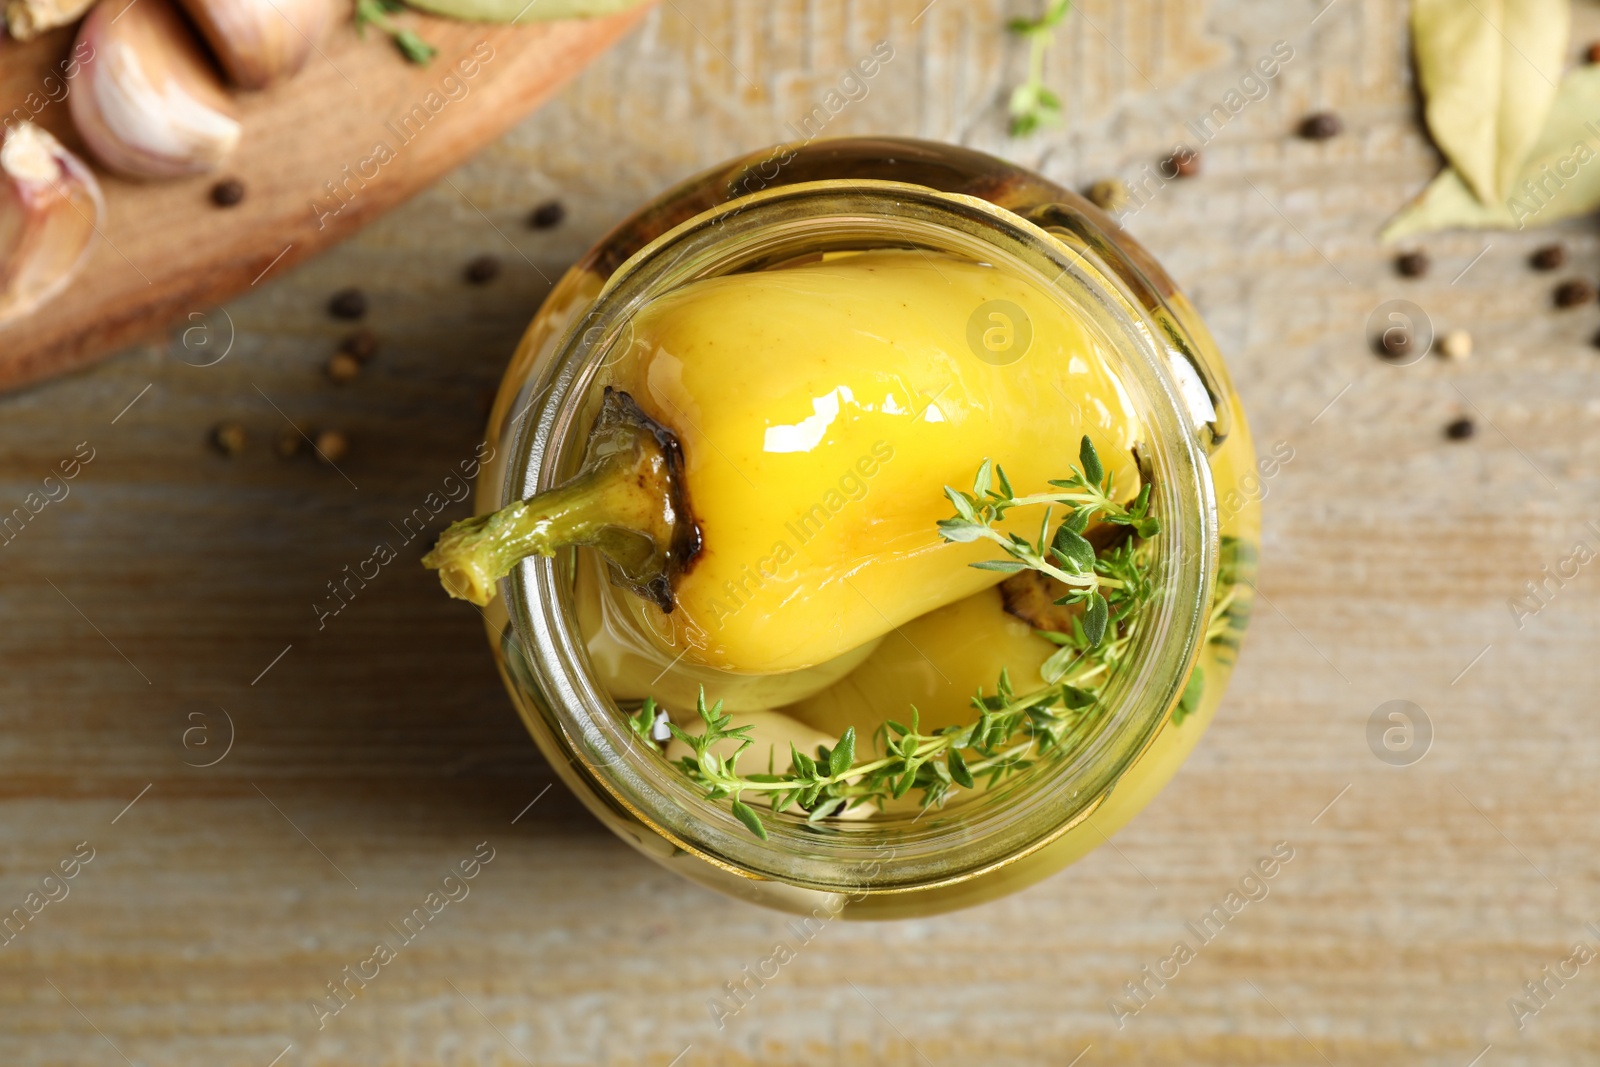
top-left (69, 0), bottom-right (242, 179)
top-left (177, 0), bottom-right (332, 91)
top-left (0, 123), bottom-right (105, 327)
top-left (3, 0), bottom-right (97, 40)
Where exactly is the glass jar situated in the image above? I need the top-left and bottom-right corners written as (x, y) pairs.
top-left (473, 138), bottom-right (1259, 918)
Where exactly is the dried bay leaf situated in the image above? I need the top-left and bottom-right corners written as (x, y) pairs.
top-left (1381, 169), bottom-right (1510, 241)
top-left (1412, 0), bottom-right (1569, 204)
top-left (1383, 63), bottom-right (1600, 240)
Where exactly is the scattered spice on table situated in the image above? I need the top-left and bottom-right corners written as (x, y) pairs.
top-left (1086, 178), bottom-right (1128, 212)
top-left (1165, 148), bottom-right (1200, 178)
top-left (329, 288), bottom-right (368, 320)
top-left (326, 352), bottom-right (361, 384)
top-left (274, 428), bottom-right (302, 460)
top-left (529, 200), bottom-right (566, 229)
top-left (210, 179), bottom-right (245, 207)
top-left (340, 329), bottom-right (378, 363)
top-left (1444, 416), bottom-right (1475, 441)
top-left (315, 429), bottom-right (349, 463)
top-left (464, 255), bottom-right (501, 285)
top-left (1396, 250), bottom-right (1430, 278)
top-left (1379, 326), bottom-right (1415, 359)
top-left (1299, 111), bottom-right (1343, 140)
top-left (1530, 244), bottom-right (1566, 271)
top-left (1437, 328), bottom-right (1473, 361)
top-left (212, 422), bottom-right (246, 456)
top-left (1554, 279), bottom-right (1593, 308)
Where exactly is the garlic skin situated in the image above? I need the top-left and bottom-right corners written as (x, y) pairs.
top-left (3, 0), bottom-right (97, 40)
top-left (177, 0), bottom-right (332, 91)
top-left (0, 123), bottom-right (104, 327)
top-left (69, 0), bottom-right (242, 180)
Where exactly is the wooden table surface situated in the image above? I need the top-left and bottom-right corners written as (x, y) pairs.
top-left (5, 1), bottom-right (1600, 1064)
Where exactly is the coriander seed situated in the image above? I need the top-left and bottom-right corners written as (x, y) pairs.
top-left (315, 429), bottom-right (349, 463)
top-left (1436, 328), bottom-right (1472, 361)
top-left (326, 352), bottom-right (361, 384)
top-left (1086, 178), bottom-right (1129, 212)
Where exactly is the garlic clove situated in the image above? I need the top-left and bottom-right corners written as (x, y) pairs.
top-left (69, 0), bottom-right (242, 180)
top-left (3, 0), bottom-right (97, 40)
top-left (0, 122), bottom-right (105, 327)
top-left (177, 0), bottom-right (332, 91)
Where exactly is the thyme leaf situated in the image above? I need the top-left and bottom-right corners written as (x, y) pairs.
top-left (1007, 0), bottom-right (1072, 137)
top-left (354, 0), bottom-right (437, 65)
top-left (938, 435), bottom-right (1160, 646)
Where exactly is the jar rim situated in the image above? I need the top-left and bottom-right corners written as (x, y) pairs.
top-left (503, 177), bottom-right (1218, 894)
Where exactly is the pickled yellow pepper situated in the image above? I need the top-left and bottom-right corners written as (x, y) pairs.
top-left (427, 249), bottom-right (1145, 676)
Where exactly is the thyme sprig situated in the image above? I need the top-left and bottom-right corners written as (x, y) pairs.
top-left (631, 447), bottom-right (1164, 840)
top-left (1007, 0), bottom-right (1073, 136)
top-left (355, 0), bottom-right (437, 65)
top-left (1177, 536), bottom-right (1255, 725)
top-left (936, 435), bottom-right (1158, 648)
top-left (637, 663), bottom-right (1120, 841)
top-left (1033, 530), bottom-right (1156, 685)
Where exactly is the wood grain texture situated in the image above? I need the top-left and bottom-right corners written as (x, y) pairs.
top-left (0, 2), bottom-right (652, 392)
top-left (4, 0), bottom-right (1600, 1064)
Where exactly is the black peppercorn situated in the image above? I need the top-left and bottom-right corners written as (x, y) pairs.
top-left (1299, 112), bottom-right (1343, 140)
top-left (529, 200), bottom-right (566, 229)
top-left (210, 179), bottom-right (245, 207)
top-left (1379, 327), bottom-right (1415, 360)
top-left (1444, 416), bottom-right (1475, 441)
top-left (1554, 279), bottom-right (1594, 308)
top-left (329, 288), bottom-right (367, 320)
top-left (1396, 251), bottom-right (1429, 278)
top-left (1163, 148), bottom-right (1200, 178)
top-left (315, 429), bottom-right (349, 464)
top-left (274, 428), bottom-right (301, 460)
top-left (464, 255), bottom-right (501, 284)
top-left (340, 328), bottom-right (378, 363)
top-left (212, 422), bottom-right (247, 456)
top-left (1530, 244), bottom-right (1566, 271)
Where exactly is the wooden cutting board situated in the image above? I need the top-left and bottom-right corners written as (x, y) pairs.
top-left (0, 2), bottom-right (651, 393)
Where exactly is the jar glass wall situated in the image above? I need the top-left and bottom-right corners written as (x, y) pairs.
top-left (470, 138), bottom-right (1259, 917)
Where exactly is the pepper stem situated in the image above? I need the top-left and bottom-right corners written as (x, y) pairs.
top-left (423, 389), bottom-right (701, 611)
